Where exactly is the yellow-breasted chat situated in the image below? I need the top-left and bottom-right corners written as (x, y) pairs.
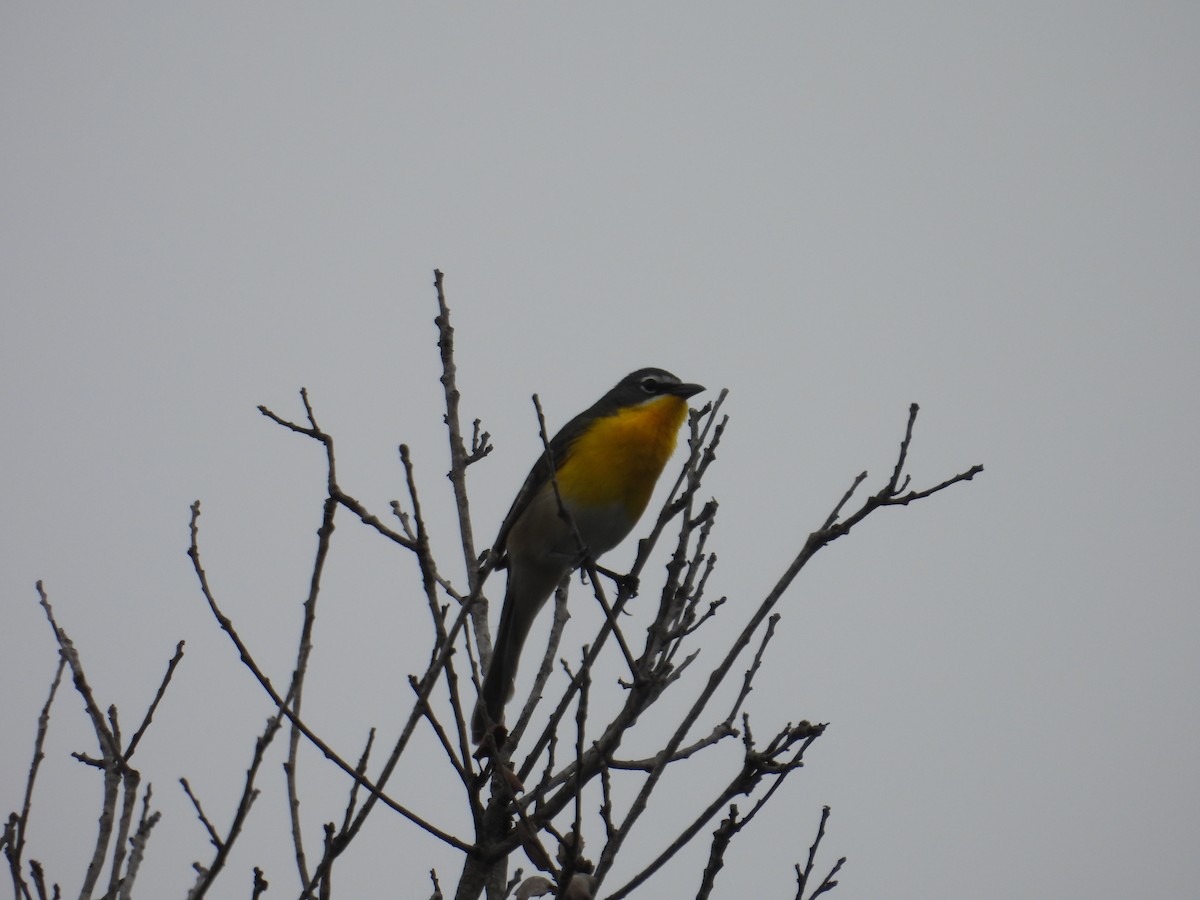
top-left (472, 368), bottom-right (705, 744)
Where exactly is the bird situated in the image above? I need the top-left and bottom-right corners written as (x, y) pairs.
top-left (472, 367), bottom-right (705, 744)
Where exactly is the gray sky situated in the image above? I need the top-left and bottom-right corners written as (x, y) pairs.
top-left (3, 4), bottom-right (1197, 898)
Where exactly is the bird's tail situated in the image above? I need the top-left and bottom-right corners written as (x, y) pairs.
top-left (471, 564), bottom-right (563, 744)
top-left (472, 634), bottom-right (515, 744)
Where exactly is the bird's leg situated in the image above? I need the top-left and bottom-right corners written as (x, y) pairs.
top-left (593, 564), bottom-right (638, 600)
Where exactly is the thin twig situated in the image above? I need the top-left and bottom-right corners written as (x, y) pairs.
top-left (118, 784), bottom-right (159, 900)
top-left (34, 584), bottom-right (126, 900)
top-left (338, 730), bottom-right (376, 834)
top-left (179, 779), bottom-right (222, 851)
top-left (726, 614), bottom-right (781, 724)
top-left (251, 868), bottom-right (269, 900)
top-left (695, 805), bottom-right (738, 900)
top-left (433, 269), bottom-right (484, 596)
top-left (285, 478), bottom-right (340, 889)
top-left (408, 675), bottom-right (468, 785)
top-left (124, 641), bottom-right (185, 761)
top-left (795, 806), bottom-right (845, 900)
top-left (5, 652), bottom-right (65, 900)
top-left (333, 489), bottom-right (417, 550)
top-left (185, 712), bottom-right (278, 900)
top-left (798, 805), bottom-right (831, 893)
top-left (607, 721), bottom-right (738, 771)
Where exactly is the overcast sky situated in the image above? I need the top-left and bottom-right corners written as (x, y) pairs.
top-left (3, 5), bottom-right (1198, 899)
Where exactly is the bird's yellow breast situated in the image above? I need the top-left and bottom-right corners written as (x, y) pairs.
top-left (555, 394), bottom-right (689, 517)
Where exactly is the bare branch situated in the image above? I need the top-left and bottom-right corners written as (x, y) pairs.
top-left (251, 868), bottom-right (269, 900)
top-left (467, 418), bottom-right (492, 465)
top-left (82, 764), bottom-right (121, 899)
top-left (821, 472), bottom-right (868, 531)
top-left (408, 675), bottom-right (468, 788)
top-left (5, 653), bottom-right (65, 900)
top-left (257, 398), bottom-right (319, 437)
top-left (284, 756), bottom-right (309, 889)
top-left (335, 488), bottom-right (417, 550)
top-left (185, 711), bottom-right (277, 899)
top-left (607, 721), bottom-right (738, 771)
top-left (726, 614), bottom-right (781, 724)
top-left (433, 269), bottom-right (485, 596)
top-left (34, 584), bottom-right (127, 900)
top-left (795, 806), bottom-right (845, 900)
top-left (881, 464), bottom-right (984, 506)
top-left (320, 823), bottom-right (334, 900)
top-left (797, 805), bottom-right (831, 895)
top-left (695, 805), bottom-right (738, 900)
top-left (118, 785), bottom-right (160, 900)
top-left (124, 641), bottom-right (185, 761)
top-left (179, 778), bottom-right (222, 852)
top-left (35, 585), bottom-right (117, 760)
top-left (105, 767), bottom-right (141, 900)
top-left (338, 729), bottom-right (376, 834)
top-left (887, 403), bottom-right (921, 492)
top-left (283, 480), bottom-right (340, 888)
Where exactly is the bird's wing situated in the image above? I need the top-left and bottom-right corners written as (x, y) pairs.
top-left (492, 407), bottom-right (594, 555)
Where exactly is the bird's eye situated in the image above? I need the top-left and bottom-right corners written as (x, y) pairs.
top-left (640, 377), bottom-right (660, 393)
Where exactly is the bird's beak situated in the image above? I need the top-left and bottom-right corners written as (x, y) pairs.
top-left (671, 382), bottom-right (705, 400)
